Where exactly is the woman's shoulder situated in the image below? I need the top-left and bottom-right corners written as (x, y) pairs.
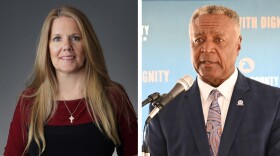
top-left (17, 88), bottom-right (36, 108)
top-left (11, 88), bottom-right (36, 127)
top-left (106, 82), bottom-right (130, 105)
top-left (106, 82), bottom-right (136, 118)
top-left (21, 87), bottom-right (36, 96)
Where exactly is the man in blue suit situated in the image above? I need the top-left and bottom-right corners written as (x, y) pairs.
top-left (147, 5), bottom-right (280, 156)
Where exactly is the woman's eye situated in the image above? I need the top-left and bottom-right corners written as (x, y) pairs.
top-left (53, 36), bottom-right (61, 42)
top-left (72, 36), bottom-right (81, 41)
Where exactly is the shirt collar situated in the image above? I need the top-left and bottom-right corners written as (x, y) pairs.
top-left (197, 68), bottom-right (238, 101)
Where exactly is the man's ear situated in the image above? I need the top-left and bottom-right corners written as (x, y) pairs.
top-left (237, 35), bottom-right (242, 55)
top-left (238, 35), bottom-right (242, 50)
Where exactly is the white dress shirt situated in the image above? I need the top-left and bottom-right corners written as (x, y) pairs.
top-left (197, 68), bottom-right (238, 130)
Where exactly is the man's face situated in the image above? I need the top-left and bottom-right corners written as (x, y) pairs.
top-left (189, 14), bottom-right (242, 87)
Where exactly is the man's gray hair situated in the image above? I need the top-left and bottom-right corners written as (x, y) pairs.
top-left (190, 5), bottom-right (241, 34)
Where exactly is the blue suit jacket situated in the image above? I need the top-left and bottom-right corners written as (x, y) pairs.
top-left (147, 72), bottom-right (280, 156)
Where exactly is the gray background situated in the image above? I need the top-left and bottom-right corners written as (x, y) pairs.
top-left (0, 0), bottom-right (138, 155)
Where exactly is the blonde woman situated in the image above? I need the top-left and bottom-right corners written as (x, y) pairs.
top-left (4, 5), bottom-right (137, 156)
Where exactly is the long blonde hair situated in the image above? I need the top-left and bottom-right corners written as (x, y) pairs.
top-left (22, 5), bottom-right (125, 155)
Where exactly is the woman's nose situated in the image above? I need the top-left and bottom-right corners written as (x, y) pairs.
top-left (62, 39), bottom-right (73, 51)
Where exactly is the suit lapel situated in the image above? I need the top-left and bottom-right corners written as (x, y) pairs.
top-left (218, 72), bottom-right (252, 156)
top-left (184, 80), bottom-right (211, 156)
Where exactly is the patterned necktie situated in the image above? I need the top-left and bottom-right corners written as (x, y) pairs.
top-left (206, 89), bottom-right (222, 156)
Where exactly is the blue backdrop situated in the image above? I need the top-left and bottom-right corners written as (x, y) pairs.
top-left (142, 0), bottom-right (280, 130)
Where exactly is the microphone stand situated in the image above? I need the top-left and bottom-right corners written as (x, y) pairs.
top-left (142, 120), bottom-right (150, 156)
top-left (142, 92), bottom-right (161, 107)
top-left (142, 94), bottom-right (161, 156)
top-left (141, 75), bottom-right (193, 155)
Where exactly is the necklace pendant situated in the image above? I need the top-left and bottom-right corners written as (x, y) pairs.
top-left (69, 115), bottom-right (74, 123)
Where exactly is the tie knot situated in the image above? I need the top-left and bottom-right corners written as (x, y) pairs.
top-left (210, 89), bottom-right (221, 101)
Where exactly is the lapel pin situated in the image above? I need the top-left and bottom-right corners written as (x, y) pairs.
top-left (237, 100), bottom-right (244, 106)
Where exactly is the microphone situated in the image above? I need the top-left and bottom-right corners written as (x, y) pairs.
top-left (142, 92), bottom-right (161, 107)
top-left (146, 75), bottom-right (193, 124)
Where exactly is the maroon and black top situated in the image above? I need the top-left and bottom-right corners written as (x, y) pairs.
top-left (4, 89), bottom-right (138, 156)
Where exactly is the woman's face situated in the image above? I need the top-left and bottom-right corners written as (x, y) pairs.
top-left (49, 16), bottom-right (86, 75)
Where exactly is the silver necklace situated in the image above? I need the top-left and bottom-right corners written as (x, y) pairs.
top-left (62, 98), bottom-right (83, 123)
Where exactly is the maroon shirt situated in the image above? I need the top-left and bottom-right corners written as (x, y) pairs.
top-left (4, 89), bottom-right (138, 156)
